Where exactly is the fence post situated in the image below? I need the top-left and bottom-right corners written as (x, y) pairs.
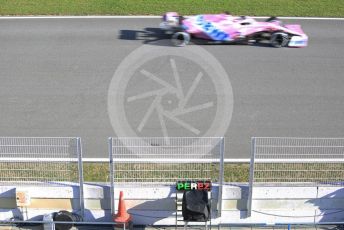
top-left (77, 137), bottom-right (85, 218)
top-left (109, 137), bottom-right (115, 216)
top-left (217, 137), bottom-right (225, 217)
top-left (247, 137), bottom-right (256, 218)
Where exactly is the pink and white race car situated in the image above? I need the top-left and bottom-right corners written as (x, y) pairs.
top-left (160, 12), bottom-right (308, 47)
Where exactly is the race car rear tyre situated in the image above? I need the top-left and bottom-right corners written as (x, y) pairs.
top-left (270, 32), bottom-right (289, 48)
top-left (266, 16), bottom-right (278, 22)
top-left (172, 32), bottom-right (190, 47)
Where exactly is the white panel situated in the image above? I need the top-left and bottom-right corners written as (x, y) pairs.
top-left (253, 187), bottom-right (318, 199)
top-left (317, 187), bottom-right (344, 198)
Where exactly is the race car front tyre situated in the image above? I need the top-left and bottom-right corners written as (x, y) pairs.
top-left (266, 16), bottom-right (278, 22)
top-left (172, 32), bottom-right (190, 47)
top-left (270, 32), bottom-right (289, 48)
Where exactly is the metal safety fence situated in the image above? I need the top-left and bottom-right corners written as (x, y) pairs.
top-left (247, 137), bottom-right (344, 217)
top-left (108, 137), bottom-right (225, 215)
top-left (2, 221), bottom-right (344, 230)
top-left (0, 137), bottom-right (84, 216)
top-left (219, 222), bottom-right (344, 230)
top-left (0, 220), bottom-right (126, 230)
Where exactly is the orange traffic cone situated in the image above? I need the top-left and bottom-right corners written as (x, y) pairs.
top-left (113, 191), bottom-right (132, 225)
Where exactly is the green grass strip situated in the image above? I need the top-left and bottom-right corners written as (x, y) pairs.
top-left (83, 163), bottom-right (249, 183)
top-left (0, 0), bottom-right (343, 17)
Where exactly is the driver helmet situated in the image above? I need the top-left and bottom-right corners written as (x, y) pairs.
top-left (164, 12), bottom-right (179, 26)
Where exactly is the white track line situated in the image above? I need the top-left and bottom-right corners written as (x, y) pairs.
top-left (0, 157), bottom-right (250, 163)
top-left (255, 16), bottom-right (344, 20)
top-left (5, 157), bottom-right (342, 163)
top-left (0, 16), bottom-right (343, 20)
top-left (82, 158), bottom-right (250, 163)
top-left (83, 158), bottom-right (344, 163)
top-left (0, 16), bottom-right (160, 19)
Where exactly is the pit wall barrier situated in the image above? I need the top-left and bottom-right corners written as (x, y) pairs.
top-left (1, 184), bottom-right (344, 225)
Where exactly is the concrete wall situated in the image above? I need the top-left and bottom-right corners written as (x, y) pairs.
top-left (1, 183), bottom-right (344, 225)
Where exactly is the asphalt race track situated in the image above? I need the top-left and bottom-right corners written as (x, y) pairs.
top-left (0, 17), bottom-right (343, 159)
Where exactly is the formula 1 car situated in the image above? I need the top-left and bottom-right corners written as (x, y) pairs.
top-left (160, 12), bottom-right (308, 47)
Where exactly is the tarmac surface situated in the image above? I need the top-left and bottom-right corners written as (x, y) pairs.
top-left (0, 18), bottom-right (343, 159)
